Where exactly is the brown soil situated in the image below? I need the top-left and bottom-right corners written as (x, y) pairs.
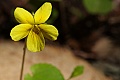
top-left (0, 39), bottom-right (111, 80)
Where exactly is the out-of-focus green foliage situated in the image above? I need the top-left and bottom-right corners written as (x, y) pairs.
top-left (69, 66), bottom-right (84, 79)
top-left (24, 63), bottom-right (64, 80)
top-left (83, 0), bottom-right (112, 14)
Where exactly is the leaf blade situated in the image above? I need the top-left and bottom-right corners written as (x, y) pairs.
top-left (69, 66), bottom-right (84, 79)
top-left (24, 63), bottom-right (64, 80)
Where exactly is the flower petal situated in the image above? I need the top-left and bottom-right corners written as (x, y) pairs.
top-left (27, 29), bottom-right (45, 52)
top-left (34, 2), bottom-right (52, 24)
top-left (38, 24), bottom-right (58, 40)
top-left (14, 7), bottom-right (34, 24)
top-left (10, 24), bottom-right (32, 41)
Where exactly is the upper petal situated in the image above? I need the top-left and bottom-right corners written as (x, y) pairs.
top-left (38, 24), bottom-right (58, 41)
top-left (10, 24), bottom-right (32, 41)
top-left (34, 2), bottom-right (52, 24)
top-left (27, 29), bottom-right (45, 52)
top-left (14, 7), bottom-right (34, 24)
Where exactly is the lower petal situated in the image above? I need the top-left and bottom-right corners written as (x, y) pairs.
top-left (10, 24), bottom-right (32, 41)
top-left (27, 30), bottom-right (45, 52)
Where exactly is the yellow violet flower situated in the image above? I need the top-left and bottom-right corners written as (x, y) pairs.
top-left (10, 2), bottom-right (58, 52)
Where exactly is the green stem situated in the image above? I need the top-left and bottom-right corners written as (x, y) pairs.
top-left (20, 42), bottom-right (27, 80)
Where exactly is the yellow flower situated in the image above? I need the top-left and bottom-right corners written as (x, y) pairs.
top-left (10, 2), bottom-right (58, 52)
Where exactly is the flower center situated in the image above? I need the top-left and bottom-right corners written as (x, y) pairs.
top-left (32, 25), bottom-right (40, 34)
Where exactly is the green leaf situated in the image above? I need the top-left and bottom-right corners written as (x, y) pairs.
top-left (69, 66), bottom-right (84, 79)
top-left (83, 0), bottom-right (112, 14)
top-left (24, 63), bottom-right (64, 80)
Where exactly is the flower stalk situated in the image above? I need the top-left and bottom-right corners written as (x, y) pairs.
top-left (20, 40), bottom-right (27, 80)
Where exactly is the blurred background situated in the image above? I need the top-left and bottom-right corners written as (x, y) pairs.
top-left (0, 0), bottom-right (120, 80)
